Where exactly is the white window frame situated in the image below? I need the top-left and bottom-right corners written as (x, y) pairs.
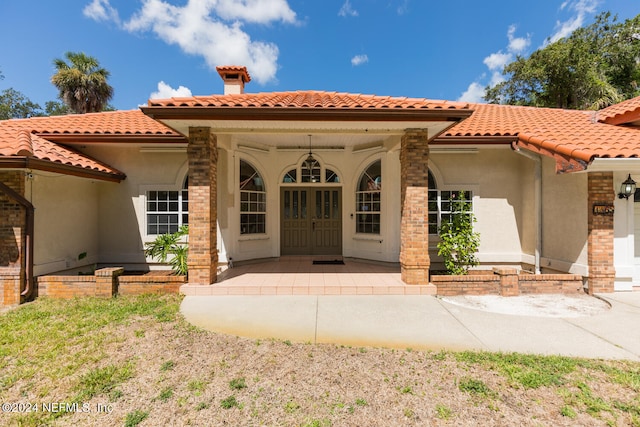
top-left (240, 160), bottom-right (267, 235)
top-left (144, 179), bottom-right (188, 237)
top-left (355, 160), bottom-right (382, 235)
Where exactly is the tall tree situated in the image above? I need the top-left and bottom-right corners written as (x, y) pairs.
top-left (0, 88), bottom-right (43, 119)
top-left (51, 52), bottom-right (114, 114)
top-left (485, 12), bottom-right (640, 109)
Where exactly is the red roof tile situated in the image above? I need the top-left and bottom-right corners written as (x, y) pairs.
top-left (0, 109), bottom-right (180, 141)
top-left (0, 110), bottom-right (181, 181)
top-left (442, 102), bottom-right (640, 172)
top-left (148, 90), bottom-right (469, 110)
top-left (597, 96), bottom-right (640, 125)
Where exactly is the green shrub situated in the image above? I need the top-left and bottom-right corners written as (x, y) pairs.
top-left (145, 225), bottom-right (188, 276)
top-left (437, 194), bottom-right (480, 275)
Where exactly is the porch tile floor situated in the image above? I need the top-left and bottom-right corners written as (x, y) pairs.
top-left (180, 257), bottom-right (436, 296)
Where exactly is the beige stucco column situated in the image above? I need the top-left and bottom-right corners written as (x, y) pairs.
top-left (187, 127), bottom-right (218, 285)
top-left (587, 172), bottom-right (615, 293)
top-left (399, 130), bottom-right (431, 285)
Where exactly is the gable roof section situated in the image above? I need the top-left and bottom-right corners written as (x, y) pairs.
top-left (440, 103), bottom-right (640, 173)
top-left (144, 90), bottom-right (472, 121)
top-left (597, 96), bottom-right (640, 126)
top-left (0, 110), bottom-right (184, 182)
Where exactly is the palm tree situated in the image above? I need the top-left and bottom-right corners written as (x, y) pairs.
top-left (51, 52), bottom-right (114, 114)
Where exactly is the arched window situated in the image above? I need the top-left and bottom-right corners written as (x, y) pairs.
top-left (301, 158), bottom-right (321, 183)
top-left (146, 177), bottom-right (188, 235)
top-left (427, 170), bottom-right (473, 235)
top-left (281, 162), bottom-right (340, 184)
top-left (355, 160), bottom-right (381, 234)
top-left (240, 160), bottom-right (266, 234)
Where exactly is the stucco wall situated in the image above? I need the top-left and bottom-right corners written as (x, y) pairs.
top-left (29, 172), bottom-right (99, 275)
top-left (429, 147), bottom-right (532, 268)
top-left (540, 157), bottom-right (588, 274)
top-left (223, 136), bottom-right (402, 263)
top-left (75, 140), bottom-right (589, 274)
top-left (83, 145), bottom-right (189, 269)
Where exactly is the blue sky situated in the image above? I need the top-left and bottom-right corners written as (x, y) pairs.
top-left (0, 0), bottom-right (637, 111)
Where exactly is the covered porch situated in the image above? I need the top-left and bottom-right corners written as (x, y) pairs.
top-left (179, 257), bottom-right (435, 296)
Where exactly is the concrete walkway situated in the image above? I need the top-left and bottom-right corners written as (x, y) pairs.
top-left (180, 292), bottom-right (640, 361)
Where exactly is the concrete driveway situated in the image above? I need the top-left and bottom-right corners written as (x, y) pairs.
top-left (181, 292), bottom-right (640, 361)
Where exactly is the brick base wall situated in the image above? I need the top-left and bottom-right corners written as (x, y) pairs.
top-left (118, 275), bottom-right (185, 295)
top-left (432, 269), bottom-right (584, 296)
top-left (36, 269), bottom-right (184, 299)
top-left (0, 269), bottom-right (22, 305)
top-left (38, 275), bottom-right (97, 299)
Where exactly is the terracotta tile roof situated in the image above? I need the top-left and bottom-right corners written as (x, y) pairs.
top-left (147, 90), bottom-right (468, 110)
top-left (597, 96), bottom-right (640, 125)
top-left (442, 103), bottom-right (640, 172)
top-left (0, 110), bottom-right (180, 181)
top-left (0, 109), bottom-right (180, 141)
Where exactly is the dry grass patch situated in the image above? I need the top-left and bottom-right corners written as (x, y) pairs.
top-left (0, 294), bottom-right (639, 426)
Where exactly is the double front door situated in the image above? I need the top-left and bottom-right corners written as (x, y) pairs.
top-left (281, 187), bottom-right (342, 256)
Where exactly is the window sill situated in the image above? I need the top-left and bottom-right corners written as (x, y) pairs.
top-left (353, 235), bottom-right (383, 242)
top-left (238, 234), bottom-right (270, 241)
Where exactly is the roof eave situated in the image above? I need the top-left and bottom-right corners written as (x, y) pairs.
top-left (0, 157), bottom-right (126, 183)
top-left (141, 106), bottom-right (474, 123)
top-left (34, 133), bottom-right (187, 144)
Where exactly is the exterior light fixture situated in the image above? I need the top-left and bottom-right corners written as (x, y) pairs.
top-left (618, 174), bottom-right (636, 199)
top-left (304, 134), bottom-right (316, 171)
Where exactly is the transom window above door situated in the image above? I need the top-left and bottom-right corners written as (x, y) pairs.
top-left (282, 159), bottom-right (340, 184)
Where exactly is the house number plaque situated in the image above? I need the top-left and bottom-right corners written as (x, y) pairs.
top-left (592, 203), bottom-right (614, 216)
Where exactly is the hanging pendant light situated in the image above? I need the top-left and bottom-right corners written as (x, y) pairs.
top-left (304, 134), bottom-right (316, 170)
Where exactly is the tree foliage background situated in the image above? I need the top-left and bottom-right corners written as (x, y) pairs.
top-left (1, 51), bottom-right (114, 119)
top-left (485, 12), bottom-right (640, 110)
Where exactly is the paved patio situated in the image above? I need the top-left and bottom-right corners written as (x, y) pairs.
top-left (180, 257), bottom-right (436, 296)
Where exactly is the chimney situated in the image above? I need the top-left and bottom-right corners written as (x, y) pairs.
top-left (216, 66), bottom-right (251, 95)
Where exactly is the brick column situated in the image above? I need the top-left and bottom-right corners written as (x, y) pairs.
top-left (587, 172), bottom-right (615, 294)
top-left (400, 130), bottom-right (432, 285)
top-left (95, 267), bottom-right (124, 298)
top-left (494, 268), bottom-right (520, 296)
top-left (0, 172), bottom-right (25, 305)
top-left (187, 127), bottom-right (218, 285)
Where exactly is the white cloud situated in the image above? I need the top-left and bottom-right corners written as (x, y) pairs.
top-left (215, 0), bottom-right (297, 24)
top-left (83, 0), bottom-right (120, 23)
top-left (548, 0), bottom-right (598, 43)
top-left (86, 0), bottom-right (298, 85)
top-left (149, 81), bottom-right (193, 100)
top-left (483, 52), bottom-right (511, 71)
top-left (458, 25), bottom-right (530, 103)
top-left (338, 0), bottom-right (358, 17)
top-left (457, 82), bottom-right (485, 103)
top-left (351, 54), bottom-right (368, 66)
top-left (507, 25), bottom-right (530, 53)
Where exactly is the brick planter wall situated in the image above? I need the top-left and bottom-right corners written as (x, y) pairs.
top-left (119, 274), bottom-right (185, 295)
top-left (37, 275), bottom-right (97, 299)
top-left (432, 268), bottom-right (584, 296)
top-left (36, 269), bottom-right (183, 299)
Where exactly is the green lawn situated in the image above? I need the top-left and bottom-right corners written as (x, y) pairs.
top-left (1, 295), bottom-right (639, 426)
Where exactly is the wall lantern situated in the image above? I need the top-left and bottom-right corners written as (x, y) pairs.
top-left (618, 174), bottom-right (636, 199)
